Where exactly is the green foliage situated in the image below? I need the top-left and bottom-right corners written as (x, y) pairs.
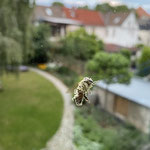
top-left (0, 0), bottom-right (33, 76)
top-left (78, 5), bottom-right (89, 10)
top-left (0, 0), bottom-right (33, 64)
top-left (74, 125), bottom-right (103, 150)
top-left (113, 5), bottom-right (129, 12)
top-left (52, 1), bottom-right (64, 6)
top-left (30, 24), bottom-right (51, 64)
top-left (61, 28), bottom-right (103, 60)
top-left (0, 35), bottom-right (22, 74)
top-left (136, 44), bottom-right (144, 49)
top-left (0, 72), bottom-right (63, 150)
top-left (138, 46), bottom-right (150, 76)
top-left (120, 49), bottom-right (131, 60)
top-left (46, 65), bottom-right (78, 87)
top-left (15, 0), bottom-right (33, 63)
top-left (95, 3), bottom-right (114, 12)
top-left (95, 3), bottom-right (129, 13)
top-left (139, 46), bottom-right (150, 65)
top-left (86, 52), bottom-right (132, 84)
top-left (74, 107), bottom-right (149, 150)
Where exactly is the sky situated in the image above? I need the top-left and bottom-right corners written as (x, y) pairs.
top-left (36, 0), bottom-right (150, 13)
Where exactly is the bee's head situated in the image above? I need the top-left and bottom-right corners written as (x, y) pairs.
top-left (83, 77), bottom-right (94, 86)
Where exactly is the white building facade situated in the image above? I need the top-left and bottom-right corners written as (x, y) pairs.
top-left (101, 12), bottom-right (139, 47)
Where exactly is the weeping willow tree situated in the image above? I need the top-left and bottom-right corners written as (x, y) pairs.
top-left (0, 0), bottom-right (34, 90)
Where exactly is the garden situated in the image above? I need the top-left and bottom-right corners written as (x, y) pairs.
top-left (73, 105), bottom-right (149, 150)
top-left (0, 72), bottom-right (63, 150)
top-left (0, 1), bottom-right (150, 149)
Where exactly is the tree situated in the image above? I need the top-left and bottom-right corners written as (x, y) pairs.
top-left (52, 2), bottom-right (64, 7)
top-left (113, 5), bottom-right (129, 12)
top-left (78, 5), bottom-right (89, 10)
top-left (0, 0), bottom-right (33, 64)
top-left (86, 52), bottom-right (131, 83)
top-left (95, 3), bottom-right (129, 13)
top-left (95, 3), bottom-right (113, 13)
top-left (61, 28), bottom-right (104, 60)
top-left (138, 46), bottom-right (150, 76)
top-left (86, 52), bottom-right (132, 106)
top-left (15, 0), bottom-right (34, 64)
top-left (30, 24), bottom-right (51, 64)
top-left (0, 35), bottom-right (22, 74)
top-left (120, 49), bottom-right (131, 60)
top-left (0, 0), bottom-right (33, 89)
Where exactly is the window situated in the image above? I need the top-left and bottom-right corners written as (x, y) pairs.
top-left (114, 96), bottom-right (128, 117)
top-left (45, 8), bottom-right (52, 16)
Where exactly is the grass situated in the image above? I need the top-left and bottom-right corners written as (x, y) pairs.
top-left (0, 71), bottom-right (64, 150)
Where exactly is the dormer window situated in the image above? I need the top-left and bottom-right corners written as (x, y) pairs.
top-left (45, 8), bottom-right (52, 16)
top-left (114, 17), bottom-right (121, 24)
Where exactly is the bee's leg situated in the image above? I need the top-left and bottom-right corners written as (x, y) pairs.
top-left (84, 94), bottom-right (89, 102)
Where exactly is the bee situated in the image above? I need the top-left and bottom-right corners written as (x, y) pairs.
top-left (72, 77), bottom-right (94, 106)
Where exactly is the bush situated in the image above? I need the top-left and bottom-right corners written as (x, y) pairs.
top-left (30, 23), bottom-right (51, 64)
top-left (55, 66), bottom-right (71, 75)
top-left (86, 52), bottom-right (131, 83)
top-left (74, 125), bottom-right (103, 150)
top-left (60, 28), bottom-right (104, 60)
top-left (139, 46), bottom-right (150, 65)
top-left (46, 65), bottom-right (78, 87)
top-left (120, 49), bottom-right (131, 60)
top-left (138, 46), bottom-right (150, 76)
top-left (74, 106), bottom-right (149, 150)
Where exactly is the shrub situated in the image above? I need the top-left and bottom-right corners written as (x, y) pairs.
top-left (74, 106), bottom-right (149, 150)
top-left (30, 23), bottom-right (51, 64)
top-left (46, 65), bottom-right (78, 87)
top-left (138, 46), bottom-right (150, 76)
top-left (60, 28), bottom-right (104, 60)
top-left (74, 125), bottom-right (103, 150)
top-left (86, 52), bottom-right (132, 83)
top-left (120, 49), bottom-right (131, 60)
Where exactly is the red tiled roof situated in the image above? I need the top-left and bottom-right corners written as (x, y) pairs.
top-left (105, 43), bottom-right (138, 52)
top-left (63, 7), bottom-right (104, 26)
top-left (136, 7), bottom-right (150, 18)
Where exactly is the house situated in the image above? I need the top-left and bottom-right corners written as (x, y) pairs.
top-left (94, 77), bottom-right (150, 133)
top-left (136, 7), bottom-right (150, 46)
top-left (33, 6), bottom-right (105, 40)
top-left (63, 7), bottom-right (105, 39)
top-left (101, 12), bottom-right (139, 48)
top-left (33, 6), bottom-right (140, 48)
top-left (136, 7), bottom-right (150, 20)
top-left (63, 8), bottom-right (140, 48)
top-left (32, 6), bottom-right (82, 40)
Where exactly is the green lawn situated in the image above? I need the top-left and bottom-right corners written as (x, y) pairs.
top-left (0, 71), bottom-right (64, 150)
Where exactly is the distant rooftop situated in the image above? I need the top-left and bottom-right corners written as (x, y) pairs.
top-left (41, 17), bottom-right (82, 25)
top-left (63, 7), bottom-right (105, 26)
top-left (96, 77), bottom-right (150, 108)
top-left (101, 12), bottom-right (130, 26)
top-left (136, 7), bottom-right (150, 19)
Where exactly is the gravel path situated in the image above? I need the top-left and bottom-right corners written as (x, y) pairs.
top-left (30, 68), bottom-right (75, 150)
